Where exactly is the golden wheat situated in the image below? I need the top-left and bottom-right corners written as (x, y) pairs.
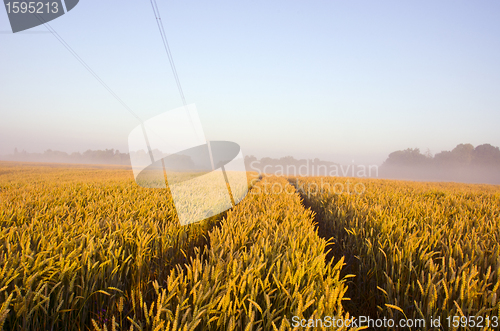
top-left (295, 176), bottom-right (500, 330)
top-left (1, 163), bottom-right (350, 330)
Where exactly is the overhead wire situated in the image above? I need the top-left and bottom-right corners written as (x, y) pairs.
top-left (148, 0), bottom-right (187, 106)
top-left (34, 15), bottom-right (159, 162)
top-left (147, 0), bottom-right (214, 169)
top-left (30, 9), bottom-right (197, 166)
top-left (34, 15), bottom-right (143, 124)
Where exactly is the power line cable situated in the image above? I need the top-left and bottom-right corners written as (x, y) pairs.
top-left (36, 17), bottom-right (143, 124)
top-left (31, 12), bottom-right (193, 167)
top-left (147, 1), bottom-right (213, 169)
top-left (33, 14), bottom-right (165, 162)
top-left (148, 0), bottom-right (186, 106)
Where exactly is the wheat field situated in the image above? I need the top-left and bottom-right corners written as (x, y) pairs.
top-left (2, 161), bottom-right (500, 330)
top-left (0, 163), bottom-right (351, 330)
top-left (293, 176), bottom-right (500, 330)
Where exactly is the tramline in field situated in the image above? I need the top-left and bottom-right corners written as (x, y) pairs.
top-left (294, 176), bottom-right (500, 329)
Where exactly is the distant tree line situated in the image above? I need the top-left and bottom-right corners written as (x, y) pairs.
top-left (3, 144), bottom-right (498, 184)
top-left (2, 148), bottom-right (131, 165)
top-left (381, 144), bottom-right (500, 184)
top-left (383, 143), bottom-right (500, 167)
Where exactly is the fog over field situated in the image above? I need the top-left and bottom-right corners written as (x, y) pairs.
top-left (2, 142), bottom-right (499, 185)
top-left (1, 1), bottom-right (500, 169)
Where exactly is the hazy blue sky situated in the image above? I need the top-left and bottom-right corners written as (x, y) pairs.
top-left (1, 0), bottom-right (499, 164)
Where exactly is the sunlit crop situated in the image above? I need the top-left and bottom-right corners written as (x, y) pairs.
top-left (295, 176), bottom-right (500, 330)
top-left (0, 163), bottom-right (350, 330)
